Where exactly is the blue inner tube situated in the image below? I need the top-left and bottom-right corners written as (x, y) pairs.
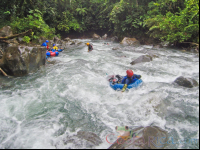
top-left (58, 49), bottom-right (63, 52)
top-left (46, 52), bottom-right (51, 56)
top-left (110, 79), bottom-right (143, 91)
top-left (55, 51), bottom-right (59, 56)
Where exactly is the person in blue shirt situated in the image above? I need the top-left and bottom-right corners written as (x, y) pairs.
top-left (109, 70), bottom-right (142, 92)
top-left (121, 70), bottom-right (141, 92)
top-left (41, 40), bottom-right (49, 50)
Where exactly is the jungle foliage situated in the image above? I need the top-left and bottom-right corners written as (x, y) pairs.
top-left (0, 0), bottom-right (199, 45)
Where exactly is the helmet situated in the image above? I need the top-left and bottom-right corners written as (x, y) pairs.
top-left (126, 70), bottom-right (134, 78)
top-left (86, 43), bottom-right (90, 46)
top-left (46, 40), bottom-right (49, 43)
top-left (53, 44), bottom-right (56, 46)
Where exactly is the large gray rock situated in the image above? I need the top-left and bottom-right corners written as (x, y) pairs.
top-left (38, 36), bottom-right (47, 44)
top-left (108, 126), bottom-right (168, 149)
top-left (130, 55), bottom-right (153, 65)
top-left (174, 76), bottom-right (199, 88)
top-left (63, 37), bottom-right (71, 42)
top-left (0, 26), bottom-right (19, 52)
top-left (121, 37), bottom-right (140, 46)
top-left (146, 52), bottom-right (159, 58)
top-left (0, 26), bottom-right (13, 37)
top-left (92, 33), bottom-right (101, 40)
top-left (102, 34), bottom-right (108, 40)
top-left (60, 40), bottom-right (83, 49)
top-left (53, 36), bottom-right (63, 44)
top-left (70, 41), bottom-right (76, 45)
top-left (55, 131), bottom-right (102, 149)
top-left (77, 131), bottom-right (103, 146)
top-left (112, 47), bottom-right (121, 50)
top-left (160, 41), bottom-right (170, 47)
top-left (53, 36), bottom-right (60, 43)
top-left (111, 36), bottom-right (119, 42)
top-left (17, 37), bottom-right (24, 44)
top-left (1, 46), bottom-right (46, 76)
top-left (153, 44), bottom-right (163, 49)
top-left (0, 43), bottom-right (8, 54)
top-left (60, 41), bottom-right (70, 49)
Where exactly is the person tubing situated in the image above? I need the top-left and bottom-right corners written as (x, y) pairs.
top-left (52, 44), bottom-right (58, 51)
top-left (122, 70), bottom-right (142, 92)
top-left (126, 70), bottom-right (134, 78)
top-left (86, 43), bottom-right (93, 52)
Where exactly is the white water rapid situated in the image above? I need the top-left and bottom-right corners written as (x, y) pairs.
top-left (0, 39), bottom-right (199, 149)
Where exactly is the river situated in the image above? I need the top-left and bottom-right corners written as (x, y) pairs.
top-left (0, 39), bottom-right (199, 149)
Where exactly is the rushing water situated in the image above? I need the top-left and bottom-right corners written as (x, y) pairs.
top-left (0, 39), bottom-right (199, 149)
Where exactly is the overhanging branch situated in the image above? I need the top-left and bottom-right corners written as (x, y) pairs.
top-left (0, 29), bottom-right (32, 41)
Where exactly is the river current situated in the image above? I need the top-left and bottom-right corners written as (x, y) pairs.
top-left (0, 39), bottom-right (199, 149)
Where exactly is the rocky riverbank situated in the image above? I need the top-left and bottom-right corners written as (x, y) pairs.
top-left (0, 26), bottom-right (85, 77)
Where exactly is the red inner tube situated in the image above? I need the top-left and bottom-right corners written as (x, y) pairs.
top-left (51, 52), bottom-right (56, 56)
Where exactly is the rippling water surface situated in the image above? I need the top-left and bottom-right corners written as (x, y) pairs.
top-left (0, 39), bottom-right (199, 149)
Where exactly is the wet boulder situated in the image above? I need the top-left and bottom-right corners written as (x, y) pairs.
top-left (36, 36), bottom-right (48, 45)
top-left (7, 39), bottom-right (19, 46)
top-left (146, 52), bottom-right (159, 58)
top-left (102, 34), bottom-right (108, 40)
top-left (53, 36), bottom-right (60, 43)
top-left (17, 37), bottom-right (24, 44)
top-left (153, 44), bottom-right (163, 49)
top-left (111, 36), bottom-right (119, 42)
top-left (77, 131), bottom-right (103, 146)
top-left (1, 46), bottom-right (46, 76)
top-left (0, 26), bottom-right (19, 51)
top-left (60, 39), bottom-right (83, 49)
top-left (64, 37), bottom-right (71, 42)
top-left (174, 76), bottom-right (199, 88)
top-left (70, 41), bottom-right (76, 45)
top-left (92, 33), bottom-right (101, 40)
top-left (130, 55), bottom-right (153, 65)
top-left (112, 47), bottom-right (121, 50)
top-left (0, 43), bottom-right (8, 55)
top-left (121, 37), bottom-right (140, 46)
top-left (60, 41), bottom-right (71, 49)
top-left (0, 26), bottom-right (13, 37)
top-left (55, 131), bottom-right (102, 149)
top-left (76, 41), bottom-right (84, 46)
top-left (53, 36), bottom-right (63, 44)
top-left (160, 41), bottom-right (170, 47)
top-left (108, 126), bottom-right (168, 149)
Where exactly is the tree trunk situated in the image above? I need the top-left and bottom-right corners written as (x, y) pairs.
top-left (0, 29), bottom-right (32, 41)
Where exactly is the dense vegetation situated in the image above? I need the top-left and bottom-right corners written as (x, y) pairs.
top-left (0, 0), bottom-right (199, 45)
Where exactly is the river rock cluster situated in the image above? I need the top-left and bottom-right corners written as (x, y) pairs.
top-left (0, 26), bottom-right (83, 77)
top-left (108, 126), bottom-right (169, 149)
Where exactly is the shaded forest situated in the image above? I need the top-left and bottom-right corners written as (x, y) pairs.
top-left (0, 0), bottom-right (199, 46)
